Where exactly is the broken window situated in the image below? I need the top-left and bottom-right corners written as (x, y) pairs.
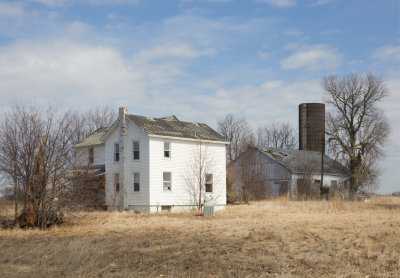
top-left (133, 172), bottom-right (140, 192)
top-left (88, 148), bottom-right (94, 164)
top-left (205, 173), bottom-right (213, 193)
top-left (114, 143), bottom-right (119, 162)
top-left (164, 142), bottom-right (170, 158)
top-left (115, 173), bottom-right (120, 192)
top-left (163, 172), bottom-right (172, 191)
top-left (133, 141), bottom-right (139, 160)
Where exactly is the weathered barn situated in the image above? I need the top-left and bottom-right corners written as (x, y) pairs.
top-left (230, 147), bottom-right (349, 200)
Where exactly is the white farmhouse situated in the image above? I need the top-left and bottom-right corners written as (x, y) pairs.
top-left (74, 107), bottom-right (229, 212)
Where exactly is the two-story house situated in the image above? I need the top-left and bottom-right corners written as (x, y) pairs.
top-left (74, 107), bottom-right (229, 212)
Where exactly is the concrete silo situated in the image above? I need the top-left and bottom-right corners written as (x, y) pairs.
top-left (299, 103), bottom-right (325, 152)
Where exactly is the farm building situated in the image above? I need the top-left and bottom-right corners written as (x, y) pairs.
top-left (74, 107), bottom-right (229, 212)
top-left (229, 146), bottom-right (350, 200)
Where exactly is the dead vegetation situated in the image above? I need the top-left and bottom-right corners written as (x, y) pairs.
top-left (1, 196), bottom-right (399, 278)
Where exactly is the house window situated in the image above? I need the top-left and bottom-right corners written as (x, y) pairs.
top-left (205, 174), bottom-right (213, 193)
top-left (331, 180), bottom-right (338, 188)
top-left (114, 173), bottom-right (120, 192)
top-left (114, 143), bottom-right (119, 162)
top-left (163, 172), bottom-right (172, 191)
top-left (161, 205), bottom-right (171, 212)
top-left (133, 141), bottom-right (139, 160)
top-left (133, 172), bottom-right (140, 192)
top-left (88, 148), bottom-right (94, 164)
top-left (164, 142), bottom-right (170, 158)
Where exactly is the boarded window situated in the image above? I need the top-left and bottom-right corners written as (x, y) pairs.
top-left (164, 142), bottom-right (170, 158)
top-left (115, 173), bottom-right (120, 192)
top-left (163, 172), bottom-right (172, 191)
top-left (114, 143), bottom-right (119, 162)
top-left (133, 172), bottom-right (140, 192)
top-left (88, 148), bottom-right (94, 164)
top-left (205, 174), bottom-right (213, 193)
top-left (133, 141), bottom-right (139, 160)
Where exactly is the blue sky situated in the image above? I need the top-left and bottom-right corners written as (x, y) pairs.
top-left (0, 0), bottom-right (399, 194)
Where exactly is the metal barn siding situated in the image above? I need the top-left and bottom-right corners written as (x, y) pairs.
top-left (299, 103), bottom-right (325, 152)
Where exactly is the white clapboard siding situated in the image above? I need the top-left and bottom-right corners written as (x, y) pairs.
top-left (148, 138), bottom-right (226, 212)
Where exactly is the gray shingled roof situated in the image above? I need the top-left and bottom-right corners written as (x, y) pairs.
top-left (127, 114), bottom-right (228, 142)
top-left (258, 147), bottom-right (348, 176)
top-left (74, 126), bottom-right (110, 148)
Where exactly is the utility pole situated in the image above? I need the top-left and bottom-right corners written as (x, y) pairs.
top-left (320, 133), bottom-right (325, 199)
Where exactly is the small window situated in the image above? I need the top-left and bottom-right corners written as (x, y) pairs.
top-left (161, 205), bottom-right (171, 212)
top-left (114, 143), bottom-right (120, 162)
top-left (114, 173), bottom-right (120, 192)
top-left (163, 172), bottom-right (172, 191)
top-left (164, 142), bottom-right (170, 158)
top-left (133, 141), bottom-right (140, 160)
top-left (205, 174), bottom-right (213, 193)
top-left (88, 148), bottom-right (94, 164)
top-left (133, 172), bottom-right (140, 192)
top-left (331, 180), bottom-right (338, 187)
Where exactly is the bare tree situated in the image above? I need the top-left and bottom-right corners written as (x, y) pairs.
top-left (256, 121), bottom-right (297, 149)
top-left (217, 114), bottom-right (254, 163)
top-left (82, 106), bottom-right (117, 133)
top-left (184, 142), bottom-right (221, 210)
top-left (295, 151), bottom-right (320, 199)
top-left (322, 73), bottom-right (390, 199)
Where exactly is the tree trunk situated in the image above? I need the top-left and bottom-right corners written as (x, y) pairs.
top-left (14, 179), bottom-right (18, 224)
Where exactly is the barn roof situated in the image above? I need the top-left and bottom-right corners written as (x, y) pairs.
top-left (257, 147), bottom-right (348, 176)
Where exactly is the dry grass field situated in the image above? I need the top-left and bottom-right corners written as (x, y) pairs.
top-left (0, 197), bottom-right (399, 278)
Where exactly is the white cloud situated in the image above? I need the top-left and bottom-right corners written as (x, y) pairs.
top-left (256, 0), bottom-right (296, 8)
top-left (284, 28), bottom-right (303, 36)
top-left (0, 1), bottom-right (24, 17)
top-left (311, 0), bottom-right (335, 6)
top-left (27, 0), bottom-right (139, 7)
top-left (181, 0), bottom-right (232, 2)
top-left (373, 45), bottom-right (400, 61)
top-left (321, 29), bottom-right (341, 35)
top-left (87, 0), bottom-right (139, 4)
top-left (134, 42), bottom-right (215, 61)
top-left (66, 21), bottom-right (91, 36)
top-left (258, 51), bottom-right (269, 60)
top-left (0, 39), bottom-right (189, 110)
top-left (281, 44), bottom-right (342, 71)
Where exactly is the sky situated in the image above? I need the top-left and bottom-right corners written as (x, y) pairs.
top-left (0, 0), bottom-right (398, 194)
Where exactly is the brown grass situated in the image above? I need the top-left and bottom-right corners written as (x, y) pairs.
top-left (1, 196), bottom-right (399, 278)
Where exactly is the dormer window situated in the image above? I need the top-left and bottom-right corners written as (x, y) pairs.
top-left (114, 143), bottom-right (119, 162)
top-left (164, 142), bottom-right (170, 158)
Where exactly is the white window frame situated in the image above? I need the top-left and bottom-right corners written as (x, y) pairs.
top-left (205, 173), bottom-right (213, 193)
top-left (164, 142), bottom-right (171, 158)
top-left (114, 143), bottom-right (120, 162)
top-left (133, 172), bottom-right (140, 192)
top-left (163, 172), bottom-right (172, 191)
top-left (133, 141), bottom-right (140, 160)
